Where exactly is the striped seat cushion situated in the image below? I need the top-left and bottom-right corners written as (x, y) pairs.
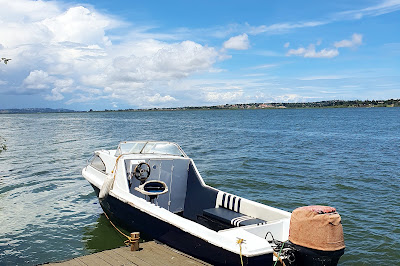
top-left (203, 207), bottom-right (267, 227)
top-left (218, 192), bottom-right (242, 212)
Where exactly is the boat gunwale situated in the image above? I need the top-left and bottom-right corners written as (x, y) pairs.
top-left (82, 143), bottom-right (291, 258)
top-left (82, 163), bottom-right (290, 257)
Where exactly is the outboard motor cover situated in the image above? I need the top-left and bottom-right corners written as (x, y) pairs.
top-left (288, 205), bottom-right (345, 265)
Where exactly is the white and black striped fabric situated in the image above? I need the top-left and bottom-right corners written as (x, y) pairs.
top-left (203, 192), bottom-right (267, 227)
top-left (203, 207), bottom-right (267, 227)
top-left (220, 193), bottom-right (241, 212)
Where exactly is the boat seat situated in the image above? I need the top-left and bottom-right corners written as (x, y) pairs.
top-left (203, 207), bottom-right (267, 227)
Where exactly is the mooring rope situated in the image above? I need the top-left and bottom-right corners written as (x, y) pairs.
top-left (273, 240), bottom-right (287, 266)
top-left (236, 238), bottom-right (245, 266)
top-left (103, 212), bottom-right (139, 246)
top-left (265, 231), bottom-right (287, 266)
top-left (112, 154), bottom-right (123, 178)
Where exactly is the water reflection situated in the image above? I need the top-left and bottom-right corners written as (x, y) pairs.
top-left (82, 213), bottom-right (128, 253)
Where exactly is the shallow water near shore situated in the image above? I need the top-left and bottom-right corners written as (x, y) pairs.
top-left (0, 108), bottom-right (399, 265)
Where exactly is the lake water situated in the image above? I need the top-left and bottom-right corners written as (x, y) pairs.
top-left (0, 108), bottom-right (399, 265)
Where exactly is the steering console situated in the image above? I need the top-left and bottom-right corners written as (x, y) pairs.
top-left (133, 162), bottom-right (151, 183)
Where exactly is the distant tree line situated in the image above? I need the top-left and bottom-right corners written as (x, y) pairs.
top-left (278, 99), bottom-right (400, 108)
top-left (96, 99), bottom-right (400, 112)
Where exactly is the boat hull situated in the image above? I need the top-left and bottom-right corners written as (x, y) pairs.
top-left (90, 184), bottom-right (273, 266)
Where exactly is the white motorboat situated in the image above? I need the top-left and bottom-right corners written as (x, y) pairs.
top-left (82, 141), bottom-right (345, 265)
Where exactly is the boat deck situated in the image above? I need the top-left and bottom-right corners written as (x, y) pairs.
top-left (46, 241), bottom-right (210, 266)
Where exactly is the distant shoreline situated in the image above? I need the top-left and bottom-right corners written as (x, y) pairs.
top-left (1, 99), bottom-right (399, 114)
top-left (0, 108), bottom-right (75, 114)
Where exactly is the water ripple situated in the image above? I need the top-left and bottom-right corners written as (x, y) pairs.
top-left (0, 108), bottom-right (399, 265)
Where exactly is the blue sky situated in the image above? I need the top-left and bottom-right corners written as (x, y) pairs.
top-left (0, 0), bottom-right (399, 111)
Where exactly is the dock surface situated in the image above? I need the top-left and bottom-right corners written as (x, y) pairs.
top-left (47, 241), bottom-right (210, 266)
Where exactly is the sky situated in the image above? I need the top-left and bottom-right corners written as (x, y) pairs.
top-left (0, 0), bottom-right (399, 111)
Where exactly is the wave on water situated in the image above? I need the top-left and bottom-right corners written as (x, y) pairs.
top-left (0, 108), bottom-right (399, 265)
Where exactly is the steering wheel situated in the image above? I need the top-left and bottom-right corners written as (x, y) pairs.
top-left (133, 162), bottom-right (151, 183)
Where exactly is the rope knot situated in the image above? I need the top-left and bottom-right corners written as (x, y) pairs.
top-left (236, 238), bottom-right (245, 245)
top-left (236, 238), bottom-right (245, 266)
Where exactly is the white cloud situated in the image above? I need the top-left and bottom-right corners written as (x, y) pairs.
top-left (110, 40), bottom-right (217, 81)
top-left (54, 78), bottom-right (74, 89)
top-left (253, 50), bottom-right (281, 57)
top-left (23, 70), bottom-right (52, 90)
top-left (22, 70), bottom-right (76, 100)
top-left (286, 33), bottom-right (363, 59)
top-left (146, 93), bottom-right (176, 103)
top-left (274, 94), bottom-right (304, 102)
top-left (299, 75), bottom-right (347, 81)
top-left (0, 0), bottom-right (223, 108)
top-left (2, 1), bottom-right (396, 108)
top-left (243, 73), bottom-right (267, 77)
top-left (0, 3), bottom-right (117, 48)
top-left (41, 6), bottom-right (119, 46)
top-left (223, 34), bottom-right (250, 50)
top-left (246, 1), bottom-right (400, 36)
top-left (45, 88), bottom-right (64, 101)
top-left (286, 44), bottom-right (339, 58)
top-left (334, 33), bottom-right (363, 48)
top-left (204, 90), bottom-right (244, 102)
top-left (100, 40), bottom-right (219, 106)
top-left (0, 0), bottom-right (60, 22)
top-left (249, 21), bottom-right (326, 35)
top-left (273, 94), bottom-right (309, 102)
top-left (337, 0), bottom-right (400, 20)
top-left (249, 64), bottom-right (277, 70)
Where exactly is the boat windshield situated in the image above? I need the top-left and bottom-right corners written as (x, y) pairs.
top-left (116, 141), bottom-right (186, 157)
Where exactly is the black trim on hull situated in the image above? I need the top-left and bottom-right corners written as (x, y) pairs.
top-left (91, 184), bottom-right (273, 266)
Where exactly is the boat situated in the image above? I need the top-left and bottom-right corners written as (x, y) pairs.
top-left (82, 141), bottom-right (345, 265)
